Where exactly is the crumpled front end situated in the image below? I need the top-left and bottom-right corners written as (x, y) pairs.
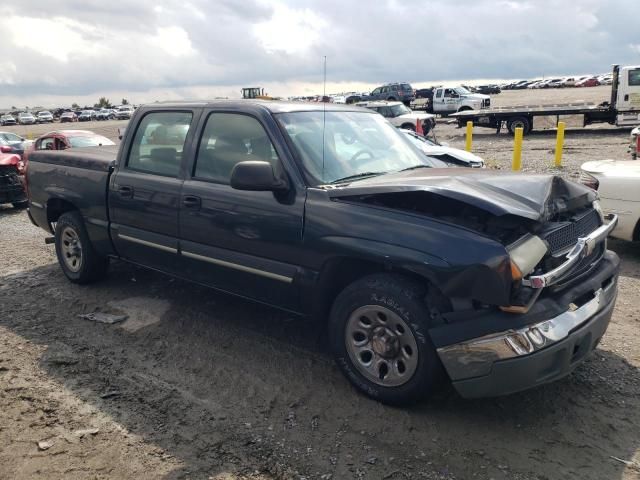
top-left (329, 170), bottom-right (620, 397)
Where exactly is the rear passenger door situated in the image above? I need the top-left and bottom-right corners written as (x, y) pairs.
top-left (179, 110), bottom-right (305, 311)
top-left (109, 109), bottom-right (197, 273)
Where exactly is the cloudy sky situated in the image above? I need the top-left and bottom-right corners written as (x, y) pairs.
top-left (0, 0), bottom-right (638, 108)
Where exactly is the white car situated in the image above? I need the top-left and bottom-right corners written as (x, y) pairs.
top-left (357, 101), bottom-right (436, 133)
top-left (580, 159), bottom-right (640, 241)
top-left (630, 126), bottom-right (639, 159)
top-left (36, 111), bottom-right (54, 123)
top-left (401, 129), bottom-right (485, 168)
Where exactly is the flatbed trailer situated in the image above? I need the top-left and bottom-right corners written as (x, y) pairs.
top-left (452, 64), bottom-right (640, 134)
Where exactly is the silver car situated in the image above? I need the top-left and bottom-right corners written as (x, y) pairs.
top-left (18, 112), bottom-right (36, 125)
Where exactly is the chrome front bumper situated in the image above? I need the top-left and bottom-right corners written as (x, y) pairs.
top-left (437, 276), bottom-right (617, 382)
top-left (523, 213), bottom-right (617, 289)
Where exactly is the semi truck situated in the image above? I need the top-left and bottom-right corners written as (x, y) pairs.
top-left (452, 65), bottom-right (640, 134)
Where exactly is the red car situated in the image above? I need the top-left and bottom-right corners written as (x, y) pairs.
top-left (25, 129), bottom-right (115, 155)
top-left (576, 77), bottom-right (600, 87)
top-left (0, 151), bottom-right (27, 208)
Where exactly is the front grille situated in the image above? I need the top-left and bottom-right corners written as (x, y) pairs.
top-left (0, 165), bottom-right (21, 184)
top-left (542, 209), bottom-right (601, 256)
top-left (0, 165), bottom-right (25, 202)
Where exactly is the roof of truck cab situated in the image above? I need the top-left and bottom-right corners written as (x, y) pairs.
top-left (139, 100), bottom-right (372, 114)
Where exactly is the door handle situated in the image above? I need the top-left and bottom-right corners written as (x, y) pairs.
top-left (624, 94), bottom-right (629, 102)
top-left (118, 185), bottom-right (134, 198)
top-left (182, 195), bottom-right (202, 209)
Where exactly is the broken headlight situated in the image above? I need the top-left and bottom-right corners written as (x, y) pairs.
top-left (507, 234), bottom-right (548, 282)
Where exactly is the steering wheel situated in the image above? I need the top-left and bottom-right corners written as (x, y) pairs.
top-left (348, 149), bottom-right (374, 165)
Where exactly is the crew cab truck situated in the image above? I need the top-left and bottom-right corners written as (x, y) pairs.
top-left (453, 64), bottom-right (640, 134)
top-left (27, 101), bottom-right (620, 404)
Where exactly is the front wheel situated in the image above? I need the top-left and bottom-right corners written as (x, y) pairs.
top-left (329, 273), bottom-right (443, 405)
top-left (54, 211), bottom-right (108, 284)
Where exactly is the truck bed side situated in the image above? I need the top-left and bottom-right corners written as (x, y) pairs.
top-left (27, 146), bottom-right (118, 257)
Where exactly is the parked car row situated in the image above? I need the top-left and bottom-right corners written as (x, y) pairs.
top-left (0, 105), bottom-right (136, 126)
top-left (501, 73), bottom-right (612, 90)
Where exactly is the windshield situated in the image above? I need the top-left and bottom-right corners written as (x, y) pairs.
top-left (390, 104), bottom-right (411, 116)
top-left (276, 111), bottom-right (442, 185)
top-left (68, 135), bottom-right (115, 148)
top-left (0, 132), bottom-right (22, 143)
top-left (454, 87), bottom-right (471, 95)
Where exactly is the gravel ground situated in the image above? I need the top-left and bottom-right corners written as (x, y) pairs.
top-left (1, 86), bottom-right (639, 479)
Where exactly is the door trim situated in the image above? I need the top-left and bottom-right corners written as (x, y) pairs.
top-left (181, 250), bottom-right (293, 283)
top-left (118, 233), bottom-right (178, 254)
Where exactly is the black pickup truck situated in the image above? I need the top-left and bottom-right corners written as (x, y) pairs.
top-left (26, 101), bottom-right (620, 404)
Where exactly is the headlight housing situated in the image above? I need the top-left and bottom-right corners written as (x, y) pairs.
top-left (507, 234), bottom-right (548, 282)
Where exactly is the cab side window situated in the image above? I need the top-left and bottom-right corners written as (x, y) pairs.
top-left (629, 68), bottom-right (640, 86)
top-left (127, 111), bottom-right (193, 177)
top-left (435, 89), bottom-right (443, 98)
top-left (37, 137), bottom-right (55, 150)
top-left (194, 113), bottom-right (279, 184)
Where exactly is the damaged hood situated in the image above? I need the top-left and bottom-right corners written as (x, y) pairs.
top-left (326, 169), bottom-right (596, 222)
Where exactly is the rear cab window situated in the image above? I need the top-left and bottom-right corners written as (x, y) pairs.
top-left (126, 111), bottom-right (193, 177)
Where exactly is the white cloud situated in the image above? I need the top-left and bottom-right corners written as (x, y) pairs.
top-left (149, 26), bottom-right (196, 57)
top-left (253, 4), bottom-right (327, 54)
top-left (2, 16), bottom-right (108, 62)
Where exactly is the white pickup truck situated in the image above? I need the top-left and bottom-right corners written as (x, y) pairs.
top-left (432, 86), bottom-right (490, 115)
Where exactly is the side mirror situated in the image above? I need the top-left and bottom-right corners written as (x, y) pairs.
top-left (230, 161), bottom-right (288, 192)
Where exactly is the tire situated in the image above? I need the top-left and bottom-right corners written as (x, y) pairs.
top-left (507, 116), bottom-right (531, 134)
top-left (457, 106), bottom-right (472, 112)
top-left (12, 200), bottom-right (28, 209)
top-left (54, 211), bottom-right (108, 284)
top-left (329, 273), bottom-right (443, 405)
top-left (387, 97), bottom-right (397, 101)
top-left (401, 123), bottom-right (416, 131)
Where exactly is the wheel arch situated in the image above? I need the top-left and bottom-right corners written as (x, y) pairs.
top-left (309, 254), bottom-right (444, 322)
top-left (46, 197), bottom-right (79, 227)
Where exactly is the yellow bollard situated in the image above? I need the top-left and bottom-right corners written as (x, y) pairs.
top-left (512, 127), bottom-right (523, 171)
top-left (465, 121), bottom-right (473, 152)
top-left (554, 121), bottom-right (565, 167)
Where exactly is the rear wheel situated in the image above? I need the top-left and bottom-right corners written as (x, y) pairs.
top-left (54, 211), bottom-right (108, 284)
top-left (12, 200), bottom-right (28, 209)
top-left (329, 273), bottom-right (443, 405)
top-left (507, 116), bottom-right (531, 134)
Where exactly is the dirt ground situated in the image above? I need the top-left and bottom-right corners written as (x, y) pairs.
top-left (1, 86), bottom-right (639, 479)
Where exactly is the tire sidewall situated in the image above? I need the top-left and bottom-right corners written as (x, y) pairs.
top-left (329, 276), bottom-right (441, 404)
top-left (54, 211), bottom-right (105, 283)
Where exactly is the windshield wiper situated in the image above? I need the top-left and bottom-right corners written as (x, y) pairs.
top-left (398, 164), bottom-right (432, 172)
top-left (330, 172), bottom-right (385, 184)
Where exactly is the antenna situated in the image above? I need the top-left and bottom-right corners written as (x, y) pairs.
top-left (322, 55), bottom-right (327, 182)
top-left (323, 56), bottom-right (327, 97)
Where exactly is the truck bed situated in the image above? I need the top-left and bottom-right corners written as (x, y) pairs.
top-left (27, 146), bottom-right (118, 256)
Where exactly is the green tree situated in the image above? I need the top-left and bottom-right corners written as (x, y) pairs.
top-left (121, 98), bottom-right (129, 105)
top-left (95, 97), bottom-right (112, 108)
top-left (71, 103), bottom-right (80, 109)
